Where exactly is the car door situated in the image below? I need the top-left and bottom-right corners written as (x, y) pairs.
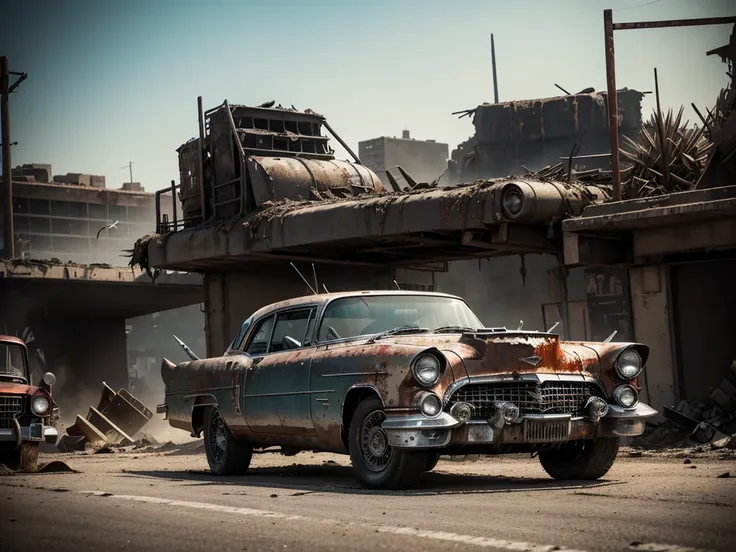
top-left (243, 307), bottom-right (318, 435)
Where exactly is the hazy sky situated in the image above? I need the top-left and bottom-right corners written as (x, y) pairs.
top-left (1, 0), bottom-right (733, 192)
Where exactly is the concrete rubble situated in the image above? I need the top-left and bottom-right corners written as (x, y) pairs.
top-left (55, 383), bottom-right (153, 452)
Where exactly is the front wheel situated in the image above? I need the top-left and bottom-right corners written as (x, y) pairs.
top-left (203, 407), bottom-right (253, 476)
top-left (425, 452), bottom-right (441, 472)
top-left (348, 396), bottom-right (428, 489)
top-left (0, 442), bottom-right (40, 472)
top-left (538, 437), bottom-right (620, 480)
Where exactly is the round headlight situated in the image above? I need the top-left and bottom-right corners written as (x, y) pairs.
top-left (42, 372), bottom-right (57, 386)
top-left (416, 392), bottom-right (442, 417)
top-left (502, 187), bottom-right (524, 218)
top-left (31, 394), bottom-right (51, 416)
top-left (613, 385), bottom-right (638, 408)
top-left (412, 354), bottom-right (441, 387)
top-left (616, 349), bottom-right (642, 380)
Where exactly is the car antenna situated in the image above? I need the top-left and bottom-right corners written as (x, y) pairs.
top-left (290, 262), bottom-right (317, 294)
top-left (393, 280), bottom-right (401, 290)
top-left (603, 330), bottom-right (617, 343)
top-left (322, 284), bottom-right (330, 293)
top-left (517, 320), bottom-right (524, 330)
top-left (546, 321), bottom-right (560, 333)
top-left (311, 263), bottom-right (319, 294)
top-left (173, 335), bottom-right (199, 361)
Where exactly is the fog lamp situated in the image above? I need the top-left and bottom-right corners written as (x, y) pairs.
top-left (450, 402), bottom-right (473, 423)
top-left (613, 385), bottom-right (639, 408)
top-left (497, 402), bottom-right (520, 424)
top-left (586, 397), bottom-right (609, 420)
top-left (415, 391), bottom-right (442, 417)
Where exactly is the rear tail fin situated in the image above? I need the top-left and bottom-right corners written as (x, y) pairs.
top-left (161, 357), bottom-right (177, 386)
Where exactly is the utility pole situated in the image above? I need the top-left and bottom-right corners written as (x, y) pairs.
top-left (1, 56), bottom-right (13, 259)
top-left (122, 161), bottom-right (133, 183)
top-left (490, 33), bottom-right (499, 104)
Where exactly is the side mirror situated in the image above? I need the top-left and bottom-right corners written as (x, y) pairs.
top-left (42, 372), bottom-right (56, 386)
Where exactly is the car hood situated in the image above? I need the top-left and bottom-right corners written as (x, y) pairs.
top-left (375, 331), bottom-right (609, 380)
top-left (0, 381), bottom-right (38, 396)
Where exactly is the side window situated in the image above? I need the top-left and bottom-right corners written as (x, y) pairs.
top-left (245, 316), bottom-right (275, 355)
top-left (269, 309), bottom-right (313, 352)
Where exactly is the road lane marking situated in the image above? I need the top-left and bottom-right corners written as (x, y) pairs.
top-left (629, 544), bottom-right (717, 552)
top-left (79, 490), bottom-right (585, 551)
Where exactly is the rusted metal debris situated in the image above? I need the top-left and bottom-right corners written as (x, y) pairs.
top-left (619, 107), bottom-right (712, 199)
top-left (58, 383), bottom-right (153, 451)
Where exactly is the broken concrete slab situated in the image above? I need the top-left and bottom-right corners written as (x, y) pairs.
top-left (69, 415), bottom-right (108, 447)
top-left (86, 407), bottom-right (134, 446)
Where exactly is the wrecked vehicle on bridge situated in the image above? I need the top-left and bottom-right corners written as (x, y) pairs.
top-left (158, 291), bottom-right (657, 489)
top-left (0, 335), bottom-right (59, 471)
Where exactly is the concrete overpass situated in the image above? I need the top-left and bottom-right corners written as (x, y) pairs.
top-left (0, 259), bottom-right (202, 410)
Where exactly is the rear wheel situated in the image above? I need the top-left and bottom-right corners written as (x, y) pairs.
top-left (348, 396), bottom-right (427, 489)
top-left (539, 437), bottom-right (620, 480)
top-left (203, 407), bottom-right (253, 476)
top-left (0, 442), bottom-right (40, 472)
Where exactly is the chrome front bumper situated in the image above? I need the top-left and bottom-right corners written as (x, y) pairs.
top-left (382, 402), bottom-right (658, 449)
top-left (0, 419), bottom-right (58, 447)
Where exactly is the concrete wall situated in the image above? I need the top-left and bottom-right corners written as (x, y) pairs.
top-left (628, 264), bottom-right (676, 416)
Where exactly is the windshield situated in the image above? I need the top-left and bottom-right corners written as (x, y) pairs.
top-left (0, 343), bottom-right (28, 380)
top-left (317, 295), bottom-right (483, 342)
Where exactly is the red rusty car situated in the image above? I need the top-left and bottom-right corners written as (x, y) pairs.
top-left (0, 335), bottom-right (59, 471)
top-left (158, 291), bottom-right (657, 489)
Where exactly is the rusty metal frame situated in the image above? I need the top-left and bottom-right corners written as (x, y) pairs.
top-left (603, 9), bottom-right (736, 202)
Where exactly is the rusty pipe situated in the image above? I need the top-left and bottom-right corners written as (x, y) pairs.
top-left (197, 96), bottom-right (206, 223)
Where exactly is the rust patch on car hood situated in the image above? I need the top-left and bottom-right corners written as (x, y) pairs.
top-left (0, 382), bottom-right (38, 396)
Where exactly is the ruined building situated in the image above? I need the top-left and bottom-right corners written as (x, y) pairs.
top-left (359, 130), bottom-right (449, 184)
top-left (447, 88), bottom-right (645, 182)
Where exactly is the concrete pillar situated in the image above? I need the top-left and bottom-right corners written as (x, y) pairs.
top-left (629, 264), bottom-right (677, 417)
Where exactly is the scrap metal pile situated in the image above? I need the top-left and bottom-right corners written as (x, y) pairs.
top-left (634, 361), bottom-right (736, 449)
top-left (620, 108), bottom-right (712, 198)
top-left (56, 383), bottom-right (153, 452)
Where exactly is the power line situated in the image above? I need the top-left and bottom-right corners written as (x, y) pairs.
top-left (613, 0), bottom-right (663, 12)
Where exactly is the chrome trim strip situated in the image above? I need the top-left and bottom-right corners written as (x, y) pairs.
top-left (244, 390), bottom-right (335, 399)
top-left (166, 385), bottom-right (237, 396)
top-left (321, 371), bottom-right (389, 377)
top-left (604, 402), bottom-right (658, 419)
top-left (465, 415), bottom-right (586, 425)
top-left (442, 373), bottom-right (605, 405)
top-left (382, 411), bottom-right (463, 430)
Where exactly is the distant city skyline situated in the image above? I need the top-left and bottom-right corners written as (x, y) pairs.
top-left (1, 0), bottom-right (733, 191)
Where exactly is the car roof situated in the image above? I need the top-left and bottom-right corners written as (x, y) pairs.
top-left (0, 335), bottom-right (26, 346)
top-left (248, 290), bottom-right (464, 322)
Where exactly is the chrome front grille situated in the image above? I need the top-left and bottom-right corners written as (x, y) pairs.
top-left (0, 394), bottom-right (23, 429)
top-left (523, 416), bottom-right (572, 443)
top-left (448, 381), bottom-right (601, 420)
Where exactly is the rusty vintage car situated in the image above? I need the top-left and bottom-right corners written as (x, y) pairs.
top-left (0, 335), bottom-right (59, 471)
top-left (158, 291), bottom-right (657, 489)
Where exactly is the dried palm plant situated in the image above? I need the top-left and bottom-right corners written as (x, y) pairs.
top-left (619, 107), bottom-right (712, 199)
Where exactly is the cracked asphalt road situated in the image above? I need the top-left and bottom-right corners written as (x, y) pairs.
top-left (1, 449), bottom-right (734, 552)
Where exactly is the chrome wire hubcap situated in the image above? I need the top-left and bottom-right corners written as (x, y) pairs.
top-left (361, 410), bottom-right (392, 472)
top-left (209, 410), bottom-right (227, 464)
